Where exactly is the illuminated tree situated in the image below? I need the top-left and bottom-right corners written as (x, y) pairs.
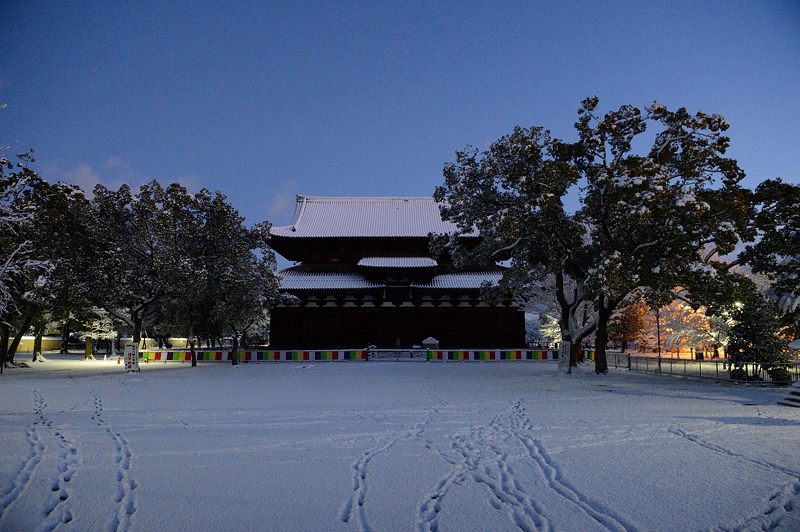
top-left (608, 293), bottom-right (649, 352)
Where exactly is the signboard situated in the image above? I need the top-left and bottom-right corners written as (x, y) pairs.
top-left (558, 341), bottom-right (569, 372)
top-left (124, 344), bottom-right (140, 372)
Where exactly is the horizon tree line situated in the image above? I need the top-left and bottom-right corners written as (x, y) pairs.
top-left (2, 97), bottom-right (798, 374)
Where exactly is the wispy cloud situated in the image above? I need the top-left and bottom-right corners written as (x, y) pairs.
top-left (57, 159), bottom-right (129, 195)
top-left (49, 157), bottom-right (207, 198)
top-left (106, 156), bottom-right (136, 180)
top-left (268, 181), bottom-right (297, 221)
top-left (64, 163), bottom-right (104, 192)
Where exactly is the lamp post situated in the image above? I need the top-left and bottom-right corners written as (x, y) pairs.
top-left (656, 307), bottom-right (662, 373)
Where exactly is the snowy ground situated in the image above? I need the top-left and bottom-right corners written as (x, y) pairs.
top-left (0, 356), bottom-right (798, 532)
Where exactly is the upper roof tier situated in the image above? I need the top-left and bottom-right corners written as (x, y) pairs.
top-left (357, 257), bottom-right (438, 268)
top-left (270, 195), bottom-right (469, 239)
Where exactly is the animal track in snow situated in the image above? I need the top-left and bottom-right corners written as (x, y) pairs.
top-left (668, 427), bottom-right (800, 479)
top-left (340, 406), bottom-right (442, 531)
top-left (416, 406), bottom-right (550, 532)
top-left (34, 390), bottom-right (80, 532)
top-left (83, 385), bottom-right (138, 532)
top-left (717, 480), bottom-right (800, 532)
top-left (417, 399), bottom-right (636, 532)
top-left (0, 392), bottom-right (47, 521)
top-left (668, 426), bottom-right (800, 531)
top-left (509, 400), bottom-right (635, 532)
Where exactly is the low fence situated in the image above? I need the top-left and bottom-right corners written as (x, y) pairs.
top-left (426, 349), bottom-right (559, 361)
top-left (140, 349), bottom-right (369, 362)
top-left (138, 347), bottom-right (602, 364)
top-left (607, 352), bottom-right (800, 385)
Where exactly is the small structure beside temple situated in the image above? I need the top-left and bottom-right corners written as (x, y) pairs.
top-left (268, 195), bottom-right (524, 349)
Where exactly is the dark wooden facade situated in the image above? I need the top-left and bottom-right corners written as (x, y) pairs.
top-left (269, 196), bottom-right (525, 349)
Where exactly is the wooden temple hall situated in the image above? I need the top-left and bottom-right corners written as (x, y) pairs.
top-left (268, 196), bottom-right (525, 349)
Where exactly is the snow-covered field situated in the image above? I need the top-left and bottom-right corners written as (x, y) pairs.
top-left (0, 357), bottom-right (798, 532)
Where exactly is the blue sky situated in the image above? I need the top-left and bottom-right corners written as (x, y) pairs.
top-left (2, 0), bottom-right (798, 235)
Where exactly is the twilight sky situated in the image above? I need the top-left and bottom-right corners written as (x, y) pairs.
top-left (2, 1), bottom-right (799, 235)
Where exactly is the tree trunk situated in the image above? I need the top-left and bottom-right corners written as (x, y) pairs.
top-left (84, 338), bottom-right (94, 360)
top-left (621, 333), bottom-right (628, 353)
top-left (60, 321), bottom-right (70, 353)
top-left (7, 308), bottom-right (35, 364)
top-left (0, 322), bottom-right (9, 374)
top-left (231, 334), bottom-right (239, 366)
top-left (594, 294), bottom-right (616, 374)
top-left (190, 337), bottom-right (197, 367)
top-left (132, 313), bottom-right (143, 349)
top-left (569, 341), bottom-right (580, 369)
top-left (32, 323), bottom-right (45, 362)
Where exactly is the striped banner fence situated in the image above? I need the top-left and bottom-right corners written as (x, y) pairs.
top-left (426, 349), bottom-right (560, 361)
top-left (140, 348), bottom-right (592, 363)
top-left (139, 350), bottom-right (369, 363)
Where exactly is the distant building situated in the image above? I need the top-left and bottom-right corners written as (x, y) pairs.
top-left (268, 195), bottom-right (524, 348)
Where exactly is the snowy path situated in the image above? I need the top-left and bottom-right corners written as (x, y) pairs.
top-left (0, 358), bottom-right (798, 531)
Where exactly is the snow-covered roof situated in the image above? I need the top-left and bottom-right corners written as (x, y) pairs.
top-left (279, 267), bottom-right (383, 290)
top-left (279, 266), bottom-right (503, 291)
top-left (413, 270), bottom-right (503, 289)
top-left (270, 195), bottom-right (468, 238)
top-left (357, 257), bottom-right (438, 268)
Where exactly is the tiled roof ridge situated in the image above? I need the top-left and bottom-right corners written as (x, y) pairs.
top-left (270, 194), bottom-right (470, 239)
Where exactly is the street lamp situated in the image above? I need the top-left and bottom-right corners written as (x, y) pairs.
top-left (656, 306), bottom-right (662, 372)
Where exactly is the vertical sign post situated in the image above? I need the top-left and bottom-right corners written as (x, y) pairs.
top-left (124, 344), bottom-right (140, 373)
top-left (558, 341), bottom-right (569, 372)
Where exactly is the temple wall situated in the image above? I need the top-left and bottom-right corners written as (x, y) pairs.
top-left (270, 306), bottom-right (525, 349)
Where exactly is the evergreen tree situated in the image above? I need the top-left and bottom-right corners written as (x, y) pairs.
top-left (741, 179), bottom-right (800, 338)
top-left (728, 294), bottom-right (791, 371)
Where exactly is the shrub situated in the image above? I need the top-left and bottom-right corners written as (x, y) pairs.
top-left (729, 368), bottom-right (748, 381)
top-left (768, 367), bottom-right (792, 385)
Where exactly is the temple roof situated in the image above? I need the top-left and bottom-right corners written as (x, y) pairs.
top-left (279, 267), bottom-right (383, 290)
top-left (270, 195), bottom-right (468, 238)
top-left (278, 265), bottom-right (503, 291)
top-left (411, 270), bottom-right (503, 289)
top-left (357, 257), bottom-right (438, 268)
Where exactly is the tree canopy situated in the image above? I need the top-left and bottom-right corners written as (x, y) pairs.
top-left (435, 97), bottom-right (765, 372)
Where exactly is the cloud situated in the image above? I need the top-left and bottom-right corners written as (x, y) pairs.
top-left (62, 163), bottom-right (126, 195)
top-left (268, 181), bottom-right (297, 221)
top-left (64, 163), bottom-right (102, 192)
top-left (106, 156), bottom-right (136, 179)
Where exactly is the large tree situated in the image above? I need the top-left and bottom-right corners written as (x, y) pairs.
top-left (0, 154), bottom-right (93, 366)
top-left (434, 126), bottom-right (595, 370)
top-left (435, 98), bottom-right (752, 373)
top-left (162, 189), bottom-right (284, 366)
top-left (91, 181), bottom-right (195, 346)
top-left (573, 98), bottom-right (752, 372)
